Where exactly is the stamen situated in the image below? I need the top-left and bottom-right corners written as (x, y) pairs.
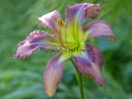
top-left (66, 21), bottom-right (68, 26)
top-left (64, 22), bottom-right (72, 48)
top-left (109, 36), bottom-right (115, 42)
top-left (57, 27), bottom-right (68, 49)
top-left (58, 18), bottom-right (63, 27)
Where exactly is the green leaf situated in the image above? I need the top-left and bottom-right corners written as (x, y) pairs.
top-left (121, 0), bottom-right (131, 20)
top-left (110, 1), bottom-right (122, 23)
top-left (98, 0), bottom-right (119, 19)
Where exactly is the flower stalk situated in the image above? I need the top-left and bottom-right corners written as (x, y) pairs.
top-left (70, 58), bottom-right (84, 99)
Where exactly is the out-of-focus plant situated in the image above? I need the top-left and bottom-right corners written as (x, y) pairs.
top-left (26, 0), bottom-right (132, 28)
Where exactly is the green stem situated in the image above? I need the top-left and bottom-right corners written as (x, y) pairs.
top-left (70, 58), bottom-right (84, 99)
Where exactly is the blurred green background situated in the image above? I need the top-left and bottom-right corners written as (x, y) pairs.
top-left (0, 0), bottom-right (132, 99)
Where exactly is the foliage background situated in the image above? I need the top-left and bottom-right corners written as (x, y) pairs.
top-left (0, 0), bottom-right (132, 99)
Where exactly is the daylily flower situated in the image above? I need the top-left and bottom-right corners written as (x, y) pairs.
top-left (14, 3), bottom-right (115, 97)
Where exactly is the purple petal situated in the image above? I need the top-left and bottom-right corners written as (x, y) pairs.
top-left (66, 3), bottom-right (100, 23)
top-left (73, 44), bottom-right (106, 88)
top-left (38, 10), bottom-right (62, 32)
top-left (84, 20), bottom-right (115, 41)
top-left (14, 30), bottom-right (55, 59)
top-left (44, 53), bottom-right (64, 97)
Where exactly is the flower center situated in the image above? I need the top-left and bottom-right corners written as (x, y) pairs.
top-left (60, 22), bottom-right (85, 52)
top-left (51, 18), bottom-right (86, 53)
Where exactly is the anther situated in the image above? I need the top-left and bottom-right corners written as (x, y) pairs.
top-left (58, 18), bottom-right (62, 27)
top-left (109, 36), bottom-right (115, 42)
